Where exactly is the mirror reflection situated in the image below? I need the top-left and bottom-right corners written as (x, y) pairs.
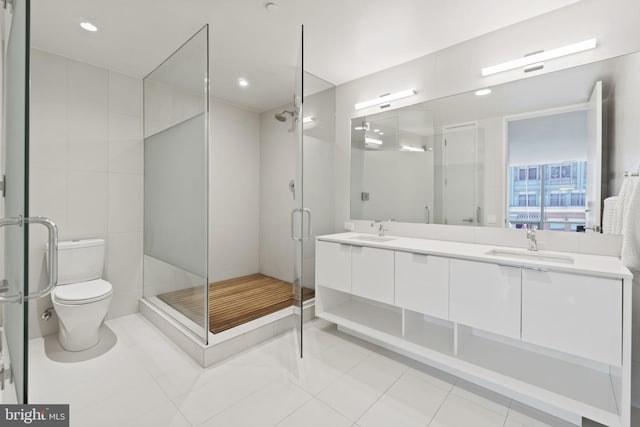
top-left (350, 51), bottom-right (640, 232)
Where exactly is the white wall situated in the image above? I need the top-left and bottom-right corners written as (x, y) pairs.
top-left (334, 0), bottom-right (640, 231)
top-left (209, 99), bottom-right (261, 282)
top-left (29, 49), bottom-right (143, 338)
top-left (258, 104), bottom-right (296, 283)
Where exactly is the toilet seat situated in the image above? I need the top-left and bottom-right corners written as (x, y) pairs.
top-left (53, 279), bottom-right (113, 305)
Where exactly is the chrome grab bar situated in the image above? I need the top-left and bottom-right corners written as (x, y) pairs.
top-left (0, 215), bottom-right (58, 303)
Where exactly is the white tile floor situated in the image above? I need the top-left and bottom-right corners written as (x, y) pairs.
top-left (28, 314), bottom-right (615, 427)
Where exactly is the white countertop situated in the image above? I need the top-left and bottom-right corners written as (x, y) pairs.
top-left (317, 232), bottom-right (633, 280)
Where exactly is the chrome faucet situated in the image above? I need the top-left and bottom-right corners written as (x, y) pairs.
top-left (526, 225), bottom-right (538, 251)
top-left (370, 220), bottom-right (390, 237)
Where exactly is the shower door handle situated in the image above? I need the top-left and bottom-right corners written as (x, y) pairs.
top-left (0, 215), bottom-right (58, 303)
top-left (290, 208), bottom-right (312, 242)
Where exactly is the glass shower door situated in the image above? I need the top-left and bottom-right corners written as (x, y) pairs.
top-left (1, 0), bottom-right (30, 404)
top-left (292, 25), bottom-right (306, 357)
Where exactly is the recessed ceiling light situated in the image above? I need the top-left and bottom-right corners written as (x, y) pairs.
top-left (379, 132), bottom-right (384, 135)
top-left (475, 88), bottom-right (492, 96)
top-left (80, 21), bottom-right (98, 32)
top-left (238, 78), bottom-right (249, 88)
top-left (374, 129), bottom-right (380, 132)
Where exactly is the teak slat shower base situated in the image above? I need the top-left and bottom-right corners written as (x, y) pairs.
top-left (157, 273), bottom-right (314, 334)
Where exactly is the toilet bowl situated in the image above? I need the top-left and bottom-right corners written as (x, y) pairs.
top-left (52, 279), bottom-right (112, 351)
top-left (47, 239), bottom-right (113, 352)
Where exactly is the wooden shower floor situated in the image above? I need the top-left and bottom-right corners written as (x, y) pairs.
top-left (157, 273), bottom-right (315, 334)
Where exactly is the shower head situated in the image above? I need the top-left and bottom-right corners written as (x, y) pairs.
top-left (274, 110), bottom-right (294, 122)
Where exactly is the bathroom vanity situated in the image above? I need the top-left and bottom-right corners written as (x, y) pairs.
top-left (315, 232), bottom-right (633, 427)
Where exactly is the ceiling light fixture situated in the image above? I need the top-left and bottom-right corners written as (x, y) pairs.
top-left (238, 78), bottom-right (249, 88)
top-left (481, 38), bottom-right (597, 77)
top-left (303, 116), bottom-right (315, 124)
top-left (355, 89), bottom-right (417, 110)
top-left (475, 88), bottom-right (492, 96)
top-left (379, 132), bottom-right (384, 135)
top-left (80, 21), bottom-right (98, 32)
top-left (365, 137), bottom-right (383, 146)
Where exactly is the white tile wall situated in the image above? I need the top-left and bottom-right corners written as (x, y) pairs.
top-left (208, 99), bottom-right (261, 282)
top-left (28, 49), bottom-right (143, 338)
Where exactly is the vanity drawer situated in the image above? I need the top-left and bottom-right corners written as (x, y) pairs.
top-left (450, 259), bottom-right (521, 339)
top-left (351, 246), bottom-right (395, 304)
top-left (522, 270), bottom-right (622, 366)
top-left (316, 241), bottom-right (351, 293)
top-left (395, 252), bottom-right (449, 319)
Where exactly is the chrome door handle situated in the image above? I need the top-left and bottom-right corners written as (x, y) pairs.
top-left (290, 208), bottom-right (312, 241)
top-left (0, 215), bottom-right (58, 303)
top-left (462, 218), bottom-right (473, 222)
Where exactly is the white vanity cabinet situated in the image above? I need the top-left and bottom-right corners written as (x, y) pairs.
top-left (395, 252), bottom-right (449, 319)
top-left (449, 259), bottom-right (521, 339)
top-left (351, 245), bottom-right (395, 304)
top-left (316, 241), bottom-right (351, 293)
top-left (521, 269), bottom-right (622, 366)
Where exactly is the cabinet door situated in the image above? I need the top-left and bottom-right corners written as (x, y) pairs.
top-left (395, 252), bottom-right (449, 319)
top-left (316, 241), bottom-right (351, 293)
top-left (522, 270), bottom-right (622, 366)
top-left (450, 259), bottom-right (521, 339)
top-left (351, 246), bottom-right (395, 304)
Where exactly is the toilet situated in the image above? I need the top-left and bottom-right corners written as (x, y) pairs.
top-left (48, 239), bottom-right (113, 351)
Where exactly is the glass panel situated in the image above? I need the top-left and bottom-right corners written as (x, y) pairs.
top-left (301, 69), bottom-right (336, 342)
top-left (293, 25), bottom-right (304, 356)
top-left (142, 26), bottom-right (209, 343)
top-left (3, 0), bottom-right (30, 404)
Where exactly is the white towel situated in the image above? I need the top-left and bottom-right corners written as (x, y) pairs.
top-left (603, 196), bottom-right (618, 234)
top-left (621, 177), bottom-right (640, 269)
top-left (614, 178), bottom-right (631, 234)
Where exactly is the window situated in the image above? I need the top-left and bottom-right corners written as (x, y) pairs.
top-left (518, 194), bottom-right (526, 206)
top-left (528, 194), bottom-right (537, 206)
top-left (561, 165), bottom-right (571, 178)
top-left (518, 168), bottom-right (526, 180)
top-left (549, 193), bottom-right (559, 206)
top-left (550, 166), bottom-right (561, 179)
top-left (528, 167), bottom-right (537, 180)
top-left (570, 193), bottom-right (585, 206)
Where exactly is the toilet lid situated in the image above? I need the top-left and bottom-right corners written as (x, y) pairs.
top-left (54, 279), bottom-right (112, 303)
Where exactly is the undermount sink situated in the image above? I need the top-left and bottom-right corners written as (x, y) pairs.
top-left (485, 248), bottom-right (574, 264)
top-left (350, 235), bottom-right (397, 242)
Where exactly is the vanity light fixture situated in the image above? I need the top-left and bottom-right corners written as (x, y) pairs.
top-left (302, 116), bottom-right (315, 124)
top-left (365, 137), bottom-right (383, 146)
top-left (475, 88), bottom-right (492, 96)
top-left (80, 21), bottom-right (98, 32)
top-left (400, 144), bottom-right (426, 152)
top-left (355, 89), bottom-right (417, 110)
top-left (481, 38), bottom-right (597, 77)
top-left (238, 78), bottom-right (249, 88)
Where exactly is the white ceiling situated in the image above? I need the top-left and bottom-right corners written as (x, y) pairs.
top-left (31, 0), bottom-right (580, 112)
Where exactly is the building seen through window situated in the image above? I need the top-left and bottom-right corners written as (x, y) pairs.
top-left (508, 161), bottom-right (587, 231)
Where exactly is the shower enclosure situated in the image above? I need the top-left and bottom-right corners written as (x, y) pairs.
top-left (141, 24), bottom-right (335, 356)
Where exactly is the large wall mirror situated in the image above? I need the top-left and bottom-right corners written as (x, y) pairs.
top-left (350, 51), bottom-right (640, 233)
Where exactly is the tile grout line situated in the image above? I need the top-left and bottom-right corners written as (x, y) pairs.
top-left (502, 398), bottom-right (514, 427)
top-left (352, 365), bottom-right (410, 425)
top-left (425, 377), bottom-right (459, 426)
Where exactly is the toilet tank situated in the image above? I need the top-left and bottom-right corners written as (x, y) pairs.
top-left (48, 239), bottom-right (105, 285)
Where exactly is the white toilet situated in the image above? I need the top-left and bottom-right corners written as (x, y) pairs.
top-left (48, 239), bottom-right (113, 351)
